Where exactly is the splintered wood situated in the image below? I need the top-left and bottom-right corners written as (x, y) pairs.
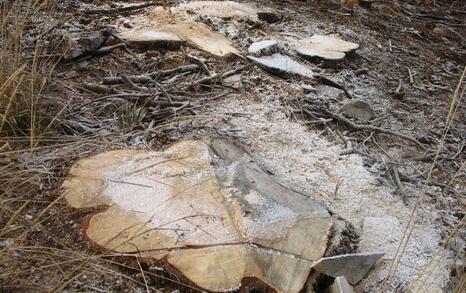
top-left (62, 140), bottom-right (333, 292)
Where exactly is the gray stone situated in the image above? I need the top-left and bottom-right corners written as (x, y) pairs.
top-left (330, 276), bottom-right (355, 293)
top-left (341, 100), bottom-right (376, 122)
top-left (248, 54), bottom-right (314, 79)
top-left (312, 252), bottom-right (385, 285)
top-left (248, 40), bottom-right (279, 56)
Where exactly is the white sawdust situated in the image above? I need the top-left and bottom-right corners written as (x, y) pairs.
top-left (205, 94), bottom-right (452, 292)
top-left (101, 143), bottom-right (239, 245)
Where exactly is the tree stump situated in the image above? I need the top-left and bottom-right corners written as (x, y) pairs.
top-left (62, 139), bottom-right (333, 292)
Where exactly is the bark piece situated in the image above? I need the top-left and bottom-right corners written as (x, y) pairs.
top-left (248, 54), bottom-right (315, 78)
top-left (295, 35), bottom-right (359, 62)
top-left (312, 252), bottom-right (384, 285)
top-left (62, 140), bottom-right (333, 293)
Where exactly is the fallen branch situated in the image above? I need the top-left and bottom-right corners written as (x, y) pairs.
top-left (82, 1), bottom-right (160, 15)
top-left (80, 93), bottom-right (153, 106)
top-left (186, 53), bottom-right (211, 76)
top-left (391, 164), bottom-right (407, 202)
top-left (190, 64), bottom-right (251, 86)
top-left (66, 43), bottom-right (126, 63)
top-left (82, 83), bottom-right (121, 94)
top-left (121, 76), bottom-right (149, 92)
top-left (102, 64), bottom-right (199, 85)
top-left (321, 109), bottom-right (428, 150)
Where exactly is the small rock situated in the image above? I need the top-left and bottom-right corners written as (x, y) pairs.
top-left (312, 252), bottom-right (385, 285)
top-left (257, 9), bottom-right (281, 23)
top-left (341, 100), bottom-right (376, 122)
top-left (248, 53), bottom-right (314, 79)
top-left (330, 276), bottom-right (355, 293)
top-left (248, 40), bottom-right (279, 56)
top-left (119, 30), bottom-right (184, 50)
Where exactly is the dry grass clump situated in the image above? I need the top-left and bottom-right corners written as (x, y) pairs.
top-left (1, 1), bottom-right (50, 141)
top-left (0, 2), bottom-right (191, 291)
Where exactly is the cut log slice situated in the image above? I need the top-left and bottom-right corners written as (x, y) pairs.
top-left (63, 140), bottom-right (333, 292)
top-left (295, 35), bottom-right (359, 61)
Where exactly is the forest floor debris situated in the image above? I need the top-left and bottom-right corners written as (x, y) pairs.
top-left (1, 0), bottom-right (465, 292)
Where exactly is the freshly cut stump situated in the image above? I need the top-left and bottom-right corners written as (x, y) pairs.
top-left (172, 1), bottom-right (259, 21)
top-left (120, 23), bottom-right (239, 57)
top-left (294, 35), bottom-right (359, 62)
top-left (160, 22), bottom-right (240, 57)
top-left (63, 140), bottom-right (333, 292)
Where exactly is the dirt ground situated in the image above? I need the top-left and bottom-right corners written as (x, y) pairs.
top-left (1, 0), bottom-right (465, 292)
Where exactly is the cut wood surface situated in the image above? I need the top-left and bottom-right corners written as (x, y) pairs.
top-left (295, 35), bottom-right (359, 61)
top-left (62, 139), bottom-right (333, 292)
